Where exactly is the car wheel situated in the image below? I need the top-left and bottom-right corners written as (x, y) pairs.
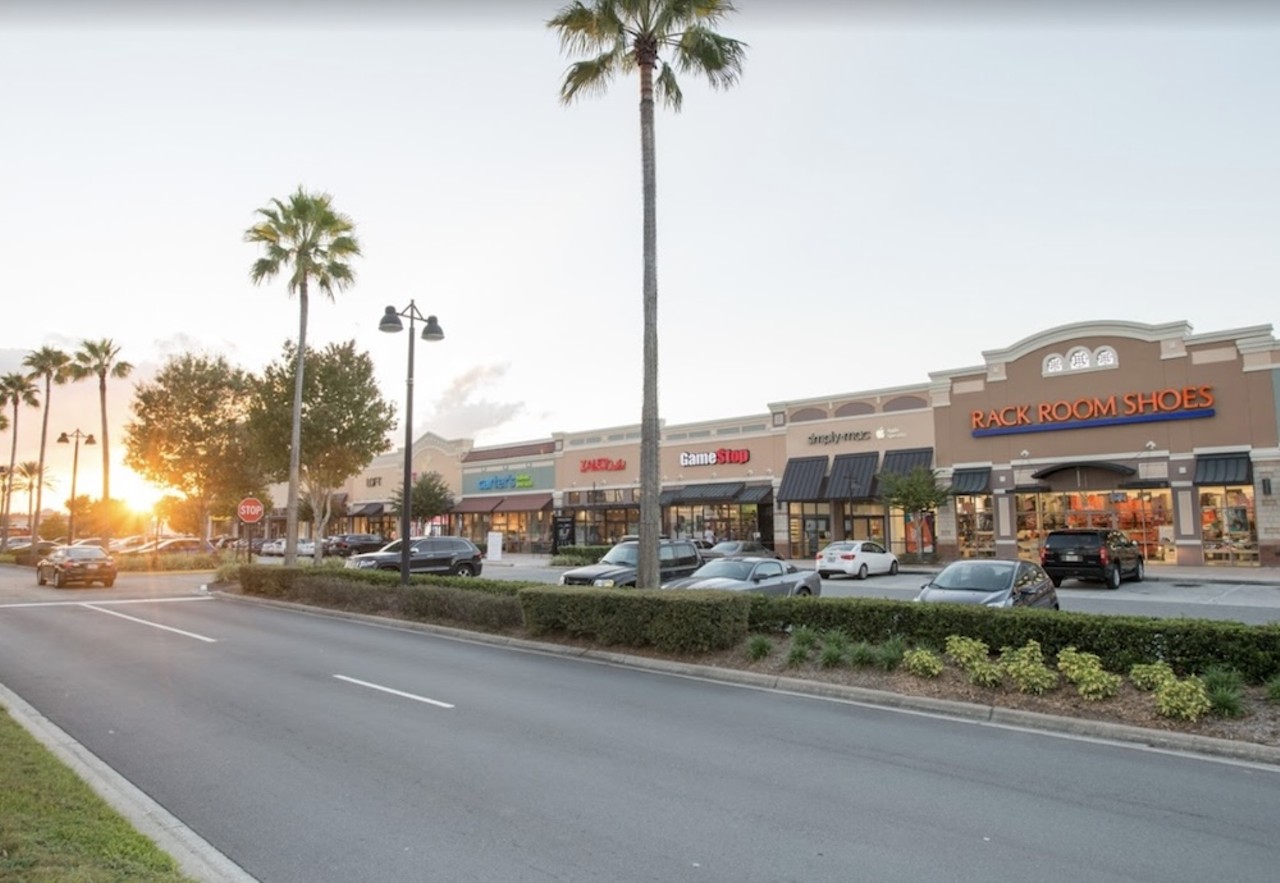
top-left (1133, 559), bottom-right (1144, 583)
top-left (794, 587), bottom-right (811, 597)
top-left (1053, 602), bottom-right (1060, 610)
top-left (104, 578), bottom-right (115, 588)
top-left (54, 570), bottom-right (65, 588)
top-left (1050, 576), bottom-right (1062, 588)
top-left (817, 571), bottom-right (829, 580)
top-left (857, 564), bottom-right (868, 581)
top-left (889, 561), bottom-right (899, 576)
top-left (1107, 565), bottom-right (1121, 590)
top-left (36, 567), bottom-right (46, 586)
top-left (453, 563), bottom-right (476, 577)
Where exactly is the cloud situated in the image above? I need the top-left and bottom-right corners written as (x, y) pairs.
top-left (421, 363), bottom-right (525, 441)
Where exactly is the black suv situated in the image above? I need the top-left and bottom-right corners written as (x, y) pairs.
top-left (328, 533), bottom-right (387, 557)
top-left (559, 539), bottom-right (702, 588)
top-left (1040, 529), bottom-right (1144, 590)
top-left (344, 536), bottom-right (483, 576)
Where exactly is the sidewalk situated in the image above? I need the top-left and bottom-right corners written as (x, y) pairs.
top-left (483, 551), bottom-right (1280, 588)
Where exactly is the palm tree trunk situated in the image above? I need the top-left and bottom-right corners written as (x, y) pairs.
top-left (33, 375), bottom-right (51, 540)
top-left (98, 372), bottom-right (110, 501)
top-left (637, 57), bottom-right (661, 590)
top-left (2, 408), bottom-right (15, 550)
top-left (285, 280), bottom-right (309, 567)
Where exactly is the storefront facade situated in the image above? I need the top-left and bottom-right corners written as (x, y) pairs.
top-left (770, 387), bottom-right (938, 558)
top-left (452, 441), bottom-right (557, 552)
top-left (929, 321), bottom-right (1280, 567)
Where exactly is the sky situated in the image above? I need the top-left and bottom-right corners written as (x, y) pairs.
top-left (1, 0), bottom-right (1278, 512)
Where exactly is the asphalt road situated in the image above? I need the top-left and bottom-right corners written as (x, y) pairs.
top-left (482, 564), bottom-right (1280, 625)
top-left (1, 570), bottom-right (1279, 882)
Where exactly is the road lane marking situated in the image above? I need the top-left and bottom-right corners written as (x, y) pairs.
top-left (333, 675), bottom-right (454, 708)
top-left (81, 604), bottom-right (218, 643)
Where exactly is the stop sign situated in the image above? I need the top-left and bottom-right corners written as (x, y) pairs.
top-left (237, 497), bottom-right (265, 523)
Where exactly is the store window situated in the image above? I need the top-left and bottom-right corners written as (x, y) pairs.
top-left (787, 503), bottom-right (831, 559)
top-left (1012, 489), bottom-right (1173, 562)
top-left (955, 495), bottom-right (995, 558)
top-left (1200, 487), bottom-right (1258, 566)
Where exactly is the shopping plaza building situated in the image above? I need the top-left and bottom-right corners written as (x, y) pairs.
top-left (318, 320), bottom-right (1280, 569)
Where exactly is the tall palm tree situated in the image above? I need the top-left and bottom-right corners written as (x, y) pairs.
top-left (0, 372), bottom-right (40, 551)
top-left (12, 460), bottom-right (55, 538)
top-left (245, 186), bottom-right (361, 566)
top-left (23, 346), bottom-right (71, 541)
top-left (549, 0), bottom-right (745, 588)
top-left (69, 339), bottom-right (133, 505)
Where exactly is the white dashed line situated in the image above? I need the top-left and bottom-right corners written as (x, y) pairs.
top-left (81, 603), bottom-right (218, 642)
top-left (333, 675), bottom-right (454, 708)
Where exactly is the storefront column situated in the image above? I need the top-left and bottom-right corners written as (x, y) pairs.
top-left (993, 490), bottom-right (1017, 558)
top-left (1258, 458), bottom-right (1280, 566)
top-left (1171, 481), bottom-right (1202, 565)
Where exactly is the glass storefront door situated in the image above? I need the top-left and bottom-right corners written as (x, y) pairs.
top-left (788, 503), bottom-right (831, 558)
top-left (1199, 486), bottom-right (1258, 566)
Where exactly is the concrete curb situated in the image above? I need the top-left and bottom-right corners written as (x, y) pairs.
top-left (0, 681), bottom-right (257, 883)
top-left (212, 588), bottom-right (1280, 767)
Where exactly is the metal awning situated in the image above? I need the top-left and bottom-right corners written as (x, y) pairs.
top-left (451, 497), bottom-right (504, 514)
top-left (1193, 453), bottom-right (1252, 485)
top-left (738, 484), bottom-right (773, 504)
top-left (880, 447), bottom-right (934, 476)
top-left (493, 493), bottom-right (553, 512)
top-left (675, 483), bottom-right (744, 503)
top-left (658, 488), bottom-right (682, 506)
top-left (1031, 461), bottom-right (1135, 480)
top-left (348, 501), bottom-right (385, 517)
top-left (949, 467), bottom-right (991, 495)
top-left (777, 456), bottom-right (828, 502)
top-left (828, 452), bottom-right (879, 499)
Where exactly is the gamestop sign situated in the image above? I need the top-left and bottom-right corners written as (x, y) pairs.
top-left (679, 448), bottom-right (751, 467)
top-left (971, 385), bottom-right (1216, 437)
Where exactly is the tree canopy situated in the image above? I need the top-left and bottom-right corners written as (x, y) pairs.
top-left (388, 471), bottom-right (455, 527)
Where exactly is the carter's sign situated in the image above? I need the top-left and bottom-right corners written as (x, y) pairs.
top-left (477, 473), bottom-right (534, 491)
top-left (972, 386), bottom-right (1215, 437)
top-left (679, 448), bottom-right (750, 467)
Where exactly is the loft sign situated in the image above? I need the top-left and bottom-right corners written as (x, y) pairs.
top-left (972, 385), bottom-right (1215, 437)
top-left (477, 473), bottom-right (534, 491)
top-left (679, 448), bottom-right (750, 467)
top-left (580, 457), bottom-right (626, 472)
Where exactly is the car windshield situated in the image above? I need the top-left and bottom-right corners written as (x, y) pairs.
top-left (820, 543), bottom-right (855, 554)
top-left (68, 547), bottom-right (107, 560)
top-left (600, 544), bottom-right (639, 566)
top-left (1046, 533), bottom-right (1101, 549)
top-left (380, 540), bottom-right (403, 553)
top-left (931, 561), bottom-right (1016, 591)
top-left (709, 542), bottom-right (741, 554)
top-left (692, 559), bottom-right (754, 580)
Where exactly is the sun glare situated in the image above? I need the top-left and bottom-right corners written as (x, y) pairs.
top-left (114, 469), bottom-right (166, 514)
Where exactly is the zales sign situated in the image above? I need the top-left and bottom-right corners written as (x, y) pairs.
top-left (972, 385), bottom-right (1215, 437)
top-left (580, 457), bottom-right (626, 472)
top-left (679, 448), bottom-right (750, 467)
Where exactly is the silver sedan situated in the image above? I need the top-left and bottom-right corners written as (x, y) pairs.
top-left (663, 556), bottom-right (821, 597)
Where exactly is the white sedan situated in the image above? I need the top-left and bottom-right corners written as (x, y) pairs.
top-left (261, 538), bottom-right (285, 556)
top-left (297, 539), bottom-right (316, 557)
top-left (815, 540), bottom-right (899, 580)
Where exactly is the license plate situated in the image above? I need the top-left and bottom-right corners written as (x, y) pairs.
top-left (1062, 554), bottom-right (1081, 562)
top-left (87, 563), bottom-right (99, 569)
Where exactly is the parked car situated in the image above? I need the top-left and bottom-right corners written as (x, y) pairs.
top-left (1040, 529), bottom-right (1144, 589)
top-left (110, 535), bottom-right (149, 553)
top-left (345, 536), bottom-right (484, 576)
top-left (14, 539), bottom-right (63, 566)
top-left (297, 539), bottom-right (317, 557)
top-left (559, 539), bottom-right (702, 588)
top-left (699, 540), bottom-right (782, 560)
top-left (815, 540), bottom-right (899, 580)
top-left (663, 557), bottom-right (821, 596)
top-left (260, 538), bottom-right (285, 556)
top-left (327, 533), bottom-right (387, 557)
top-left (123, 537), bottom-right (215, 556)
top-left (37, 545), bottom-right (117, 588)
top-left (915, 559), bottom-right (1059, 610)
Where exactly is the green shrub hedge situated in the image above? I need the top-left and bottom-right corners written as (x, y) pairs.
top-left (518, 586), bottom-right (751, 653)
top-left (553, 545), bottom-right (612, 563)
top-left (746, 596), bottom-right (1280, 683)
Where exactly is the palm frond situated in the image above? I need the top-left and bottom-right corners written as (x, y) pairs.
top-left (673, 25), bottom-right (746, 88)
top-left (654, 62), bottom-right (684, 111)
top-left (559, 52), bottom-right (622, 104)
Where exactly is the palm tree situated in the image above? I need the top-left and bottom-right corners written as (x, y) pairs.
top-left (23, 346), bottom-right (71, 542)
top-left (69, 339), bottom-right (133, 509)
top-left (245, 187), bottom-right (361, 567)
top-left (0, 372), bottom-right (40, 551)
top-left (549, 0), bottom-right (745, 588)
top-left (12, 461), bottom-right (55, 538)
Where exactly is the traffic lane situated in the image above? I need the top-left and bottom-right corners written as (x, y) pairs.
top-left (3, 597), bottom-right (1280, 882)
top-left (0, 563), bottom-right (210, 603)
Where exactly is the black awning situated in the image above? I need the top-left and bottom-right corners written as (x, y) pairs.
top-left (347, 502), bottom-right (378, 517)
top-left (675, 482), bottom-right (745, 503)
top-left (777, 456), bottom-right (828, 502)
top-left (1031, 461), bottom-right (1135, 480)
top-left (493, 493), bottom-right (553, 512)
top-left (450, 497), bottom-right (503, 514)
top-left (828, 452), bottom-right (879, 499)
top-left (738, 484), bottom-right (773, 504)
top-left (659, 488), bottom-right (683, 506)
top-left (880, 447), bottom-right (934, 476)
top-left (1193, 453), bottom-right (1252, 485)
top-left (949, 467), bottom-right (991, 495)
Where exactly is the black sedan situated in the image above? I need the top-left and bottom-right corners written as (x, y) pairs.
top-left (37, 545), bottom-right (118, 588)
top-left (663, 557), bottom-right (821, 597)
top-left (915, 559), bottom-right (1059, 610)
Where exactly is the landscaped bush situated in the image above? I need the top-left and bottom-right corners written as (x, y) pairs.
top-left (1154, 677), bottom-right (1212, 721)
top-left (1129, 661), bottom-right (1177, 692)
top-left (903, 648), bottom-right (943, 679)
top-left (115, 552), bottom-right (227, 572)
top-left (875, 636), bottom-right (907, 671)
top-left (967, 660), bottom-right (1003, 689)
top-left (1267, 675), bottom-right (1280, 703)
top-left (848, 642), bottom-right (876, 668)
top-left (945, 635), bottom-right (990, 671)
top-left (553, 545), bottom-right (612, 562)
top-left (1057, 646), bottom-right (1120, 700)
top-left (746, 635), bottom-right (773, 662)
top-left (999, 641), bottom-right (1059, 695)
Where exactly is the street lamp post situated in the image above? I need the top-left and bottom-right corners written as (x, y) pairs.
top-left (379, 302), bottom-right (444, 586)
top-left (57, 430), bottom-right (96, 543)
